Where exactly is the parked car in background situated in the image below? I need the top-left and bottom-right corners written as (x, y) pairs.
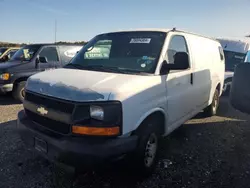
top-left (17, 29), bottom-right (225, 176)
top-left (217, 38), bottom-right (249, 95)
top-left (0, 47), bottom-right (20, 62)
top-left (230, 63), bottom-right (250, 114)
top-left (0, 44), bottom-right (82, 102)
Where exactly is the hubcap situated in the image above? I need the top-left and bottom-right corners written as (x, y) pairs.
top-left (213, 95), bottom-right (218, 112)
top-left (21, 89), bottom-right (25, 98)
top-left (144, 133), bottom-right (158, 168)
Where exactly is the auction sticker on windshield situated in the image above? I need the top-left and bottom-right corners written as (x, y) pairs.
top-left (130, 38), bottom-right (151, 44)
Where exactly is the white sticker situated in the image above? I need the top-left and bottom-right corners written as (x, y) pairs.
top-left (64, 47), bottom-right (82, 58)
top-left (141, 63), bottom-right (146, 68)
top-left (130, 38), bottom-right (151, 44)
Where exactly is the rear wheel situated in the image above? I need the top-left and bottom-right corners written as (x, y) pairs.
top-left (204, 89), bottom-right (219, 117)
top-left (12, 81), bottom-right (26, 103)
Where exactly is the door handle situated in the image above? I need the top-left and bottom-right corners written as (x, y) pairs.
top-left (191, 73), bottom-right (193, 84)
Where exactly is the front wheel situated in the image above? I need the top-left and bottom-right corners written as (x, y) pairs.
top-left (204, 89), bottom-right (219, 117)
top-left (131, 118), bottom-right (161, 177)
top-left (12, 81), bottom-right (26, 103)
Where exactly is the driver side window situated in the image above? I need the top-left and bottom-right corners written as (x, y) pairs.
top-left (166, 35), bottom-right (188, 64)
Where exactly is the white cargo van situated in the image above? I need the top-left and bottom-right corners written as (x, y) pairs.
top-left (17, 29), bottom-right (225, 175)
top-left (217, 38), bottom-right (249, 94)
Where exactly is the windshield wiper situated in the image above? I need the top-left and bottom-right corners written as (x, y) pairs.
top-left (65, 64), bottom-right (149, 74)
top-left (81, 65), bottom-right (125, 73)
top-left (64, 63), bottom-right (84, 69)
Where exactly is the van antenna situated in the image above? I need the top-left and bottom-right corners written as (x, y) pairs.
top-left (54, 19), bottom-right (57, 44)
top-left (172, 27), bottom-right (176, 31)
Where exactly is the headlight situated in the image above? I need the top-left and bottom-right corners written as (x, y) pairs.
top-left (0, 73), bottom-right (10, 80)
top-left (90, 105), bottom-right (104, 120)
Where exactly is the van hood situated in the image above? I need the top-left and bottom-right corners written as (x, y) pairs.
top-left (0, 60), bottom-right (23, 70)
top-left (26, 68), bottom-right (153, 102)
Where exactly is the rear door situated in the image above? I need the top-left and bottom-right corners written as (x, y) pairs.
top-left (165, 34), bottom-right (195, 128)
top-left (38, 46), bottom-right (60, 70)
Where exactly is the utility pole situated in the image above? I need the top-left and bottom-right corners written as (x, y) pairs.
top-left (54, 19), bottom-right (57, 44)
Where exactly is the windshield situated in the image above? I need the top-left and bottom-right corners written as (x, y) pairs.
top-left (11, 45), bottom-right (40, 61)
top-left (0, 48), bottom-right (7, 56)
top-left (224, 50), bottom-right (246, 71)
top-left (68, 31), bottom-right (166, 74)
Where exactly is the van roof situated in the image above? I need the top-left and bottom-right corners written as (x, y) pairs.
top-left (101, 28), bottom-right (217, 42)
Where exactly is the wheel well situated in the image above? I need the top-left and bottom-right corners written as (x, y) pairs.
top-left (14, 77), bottom-right (28, 86)
top-left (134, 111), bottom-right (165, 136)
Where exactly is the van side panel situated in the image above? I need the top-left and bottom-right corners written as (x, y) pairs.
top-left (185, 34), bottom-right (224, 107)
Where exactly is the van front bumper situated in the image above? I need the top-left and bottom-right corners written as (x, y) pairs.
top-left (17, 110), bottom-right (138, 168)
top-left (0, 84), bottom-right (13, 93)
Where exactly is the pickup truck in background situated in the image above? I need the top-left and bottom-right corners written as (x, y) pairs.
top-left (0, 44), bottom-right (82, 102)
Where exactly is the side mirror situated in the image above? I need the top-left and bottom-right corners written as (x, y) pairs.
top-left (160, 52), bottom-right (189, 75)
top-left (38, 56), bottom-right (48, 63)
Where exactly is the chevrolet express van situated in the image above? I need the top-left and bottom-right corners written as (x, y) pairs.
top-left (217, 38), bottom-right (249, 95)
top-left (0, 44), bottom-right (82, 102)
top-left (17, 29), bottom-right (225, 175)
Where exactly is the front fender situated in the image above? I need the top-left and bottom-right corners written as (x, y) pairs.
top-left (134, 108), bottom-right (166, 131)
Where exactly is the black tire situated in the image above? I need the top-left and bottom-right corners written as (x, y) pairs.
top-left (204, 89), bottom-right (219, 117)
top-left (222, 85), bottom-right (230, 96)
top-left (131, 116), bottom-right (162, 177)
top-left (12, 81), bottom-right (26, 103)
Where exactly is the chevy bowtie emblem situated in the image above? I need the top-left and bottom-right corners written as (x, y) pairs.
top-left (37, 107), bottom-right (48, 115)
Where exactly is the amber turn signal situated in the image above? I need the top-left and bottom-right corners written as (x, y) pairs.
top-left (72, 126), bottom-right (120, 136)
top-left (1, 73), bottom-right (10, 80)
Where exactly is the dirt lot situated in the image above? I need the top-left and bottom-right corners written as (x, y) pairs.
top-left (1, 95), bottom-right (250, 188)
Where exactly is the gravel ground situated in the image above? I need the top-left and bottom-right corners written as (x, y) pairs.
top-left (1, 95), bottom-right (250, 188)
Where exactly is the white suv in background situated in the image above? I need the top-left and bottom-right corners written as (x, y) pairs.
top-left (217, 38), bottom-right (249, 95)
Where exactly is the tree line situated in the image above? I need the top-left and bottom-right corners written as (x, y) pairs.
top-left (0, 41), bottom-right (87, 48)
